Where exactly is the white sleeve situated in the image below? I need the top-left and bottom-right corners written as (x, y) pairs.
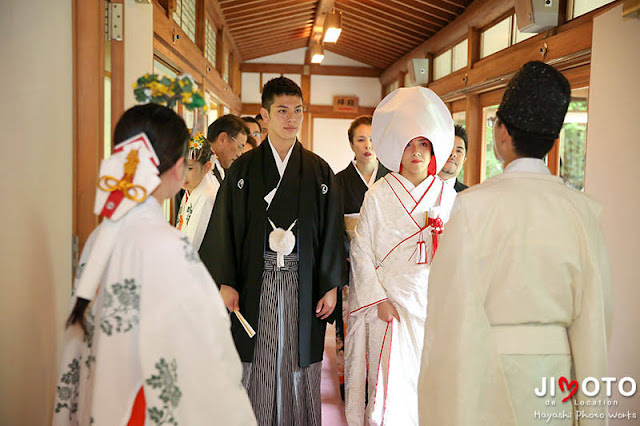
top-left (139, 235), bottom-right (256, 426)
top-left (348, 192), bottom-right (388, 314)
top-left (181, 195), bottom-right (213, 251)
top-left (567, 212), bottom-right (612, 415)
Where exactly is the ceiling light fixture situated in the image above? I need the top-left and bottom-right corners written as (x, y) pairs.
top-left (323, 10), bottom-right (342, 43)
top-left (310, 43), bottom-right (325, 64)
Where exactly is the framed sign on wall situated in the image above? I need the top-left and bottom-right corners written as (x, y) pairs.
top-left (333, 96), bottom-right (359, 113)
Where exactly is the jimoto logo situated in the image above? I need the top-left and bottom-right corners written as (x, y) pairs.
top-left (535, 376), bottom-right (637, 402)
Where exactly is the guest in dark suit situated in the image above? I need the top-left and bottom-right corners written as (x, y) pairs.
top-left (438, 124), bottom-right (469, 192)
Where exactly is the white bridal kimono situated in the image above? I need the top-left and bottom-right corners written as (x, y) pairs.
top-left (345, 172), bottom-right (456, 425)
top-left (177, 172), bottom-right (217, 250)
top-left (419, 159), bottom-right (612, 426)
top-left (53, 197), bottom-right (256, 426)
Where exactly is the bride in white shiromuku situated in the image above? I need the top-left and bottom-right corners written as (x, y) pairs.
top-left (345, 87), bottom-right (456, 425)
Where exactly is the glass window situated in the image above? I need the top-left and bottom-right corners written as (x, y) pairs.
top-left (173, 0), bottom-right (196, 43)
top-left (481, 16), bottom-right (512, 58)
top-left (206, 20), bottom-right (217, 68)
top-left (452, 39), bottom-right (468, 72)
top-left (434, 49), bottom-right (452, 80)
top-left (572, 0), bottom-right (613, 18)
top-left (452, 111), bottom-right (466, 182)
top-left (559, 88), bottom-right (589, 190)
top-left (483, 105), bottom-right (503, 180)
top-left (512, 16), bottom-right (536, 44)
top-left (223, 51), bottom-right (230, 83)
top-left (154, 58), bottom-right (178, 79)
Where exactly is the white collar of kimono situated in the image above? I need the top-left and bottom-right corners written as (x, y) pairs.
top-left (74, 197), bottom-right (164, 301)
top-left (268, 138), bottom-right (295, 178)
top-left (264, 139), bottom-right (296, 208)
top-left (352, 159), bottom-right (379, 188)
top-left (504, 157), bottom-right (551, 175)
top-left (211, 154), bottom-right (225, 180)
top-left (393, 172), bottom-right (439, 200)
top-left (444, 177), bottom-right (457, 188)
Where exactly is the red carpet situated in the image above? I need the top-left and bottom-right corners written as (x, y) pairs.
top-left (321, 324), bottom-right (348, 425)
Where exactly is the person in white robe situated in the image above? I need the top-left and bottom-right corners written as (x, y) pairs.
top-left (419, 61), bottom-right (612, 426)
top-left (177, 134), bottom-right (216, 250)
top-left (345, 87), bottom-right (456, 425)
top-left (53, 104), bottom-right (256, 426)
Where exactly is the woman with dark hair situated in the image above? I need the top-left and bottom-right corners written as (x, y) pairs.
top-left (177, 134), bottom-right (216, 250)
top-left (334, 115), bottom-right (389, 400)
top-left (53, 103), bottom-right (255, 426)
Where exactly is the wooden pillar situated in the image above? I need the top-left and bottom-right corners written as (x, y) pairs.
top-left (464, 25), bottom-right (484, 186)
top-left (216, 28), bottom-right (224, 75)
top-left (195, 0), bottom-right (205, 52)
top-left (426, 53), bottom-right (434, 86)
top-left (468, 27), bottom-right (481, 69)
top-left (300, 60), bottom-right (312, 150)
top-left (547, 140), bottom-right (560, 176)
top-left (465, 94), bottom-right (484, 185)
top-left (111, 0), bottom-right (125, 140)
top-left (74, 0), bottom-right (105, 251)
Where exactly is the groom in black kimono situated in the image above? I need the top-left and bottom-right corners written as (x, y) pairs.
top-left (199, 77), bottom-right (346, 425)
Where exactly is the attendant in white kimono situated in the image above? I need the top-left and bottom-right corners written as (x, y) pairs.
top-left (419, 61), bottom-right (612, 426)
top-left (53, 103), bottom-right (255, 426)
top-left (176, 134), bottom-right (216, 250)
top-left (345, 87), bottom-right (456, 425)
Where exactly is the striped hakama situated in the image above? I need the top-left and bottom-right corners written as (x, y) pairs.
top-left (242, 251), bottom-right (322, 426)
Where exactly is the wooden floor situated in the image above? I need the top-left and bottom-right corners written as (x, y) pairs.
top-left (321, 324), bottom-right (348, 426)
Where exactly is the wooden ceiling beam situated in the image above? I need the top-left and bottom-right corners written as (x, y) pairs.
top-left (340, 15), bottom-right (426, 44)
top-left (325, 46), bottom-right (390, 68)
top-left (379, 0), bottom-right (515, 86)
top-left (431, 0), bottom-right (470, 8)
top-left (241, 41), bottom-right (310, 61)
top-left (207, 0), bottom-right (243, 62)
top-left (240, 63), bottom-right (304, 74)
top-left (338, 28), bottom-right (418, 55)
top-left (332, 39), bottom-right (399, 63)
top-left (227, 11), bottom-right (315, 31)
top-left (240, 62), bottom-right (381, 77)
top-left (335, 2), bottom-right (435, 39)
top-left (235, 27), bottom-right (312, 45)
top-left (340, 21), bottom-right (420, 49)
top-left (394, 0), bottom-right (465, 15)
top-left (231, 20), bottom-right (313, 37)
top-left (218, 0), bottom-right (281, 12)
top-left (351, 0), bottom-right (450, 30)
top-left (385, 0), bottom-right (463, 19)
top-left (225, 1), bottom-right (316, 22)
top-left (239, 35), bottom-right (310, 50)
top-left (365, 0), bottom-right (456, 23)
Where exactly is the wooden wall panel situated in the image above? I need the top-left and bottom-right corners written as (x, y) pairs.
top-left (74, 0), bottom-right (104, 250)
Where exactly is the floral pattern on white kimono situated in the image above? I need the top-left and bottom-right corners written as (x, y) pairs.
top-left (345, 172), bottom-right (456, 425)
top-left (53, 197), bottom-right (256, 426)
